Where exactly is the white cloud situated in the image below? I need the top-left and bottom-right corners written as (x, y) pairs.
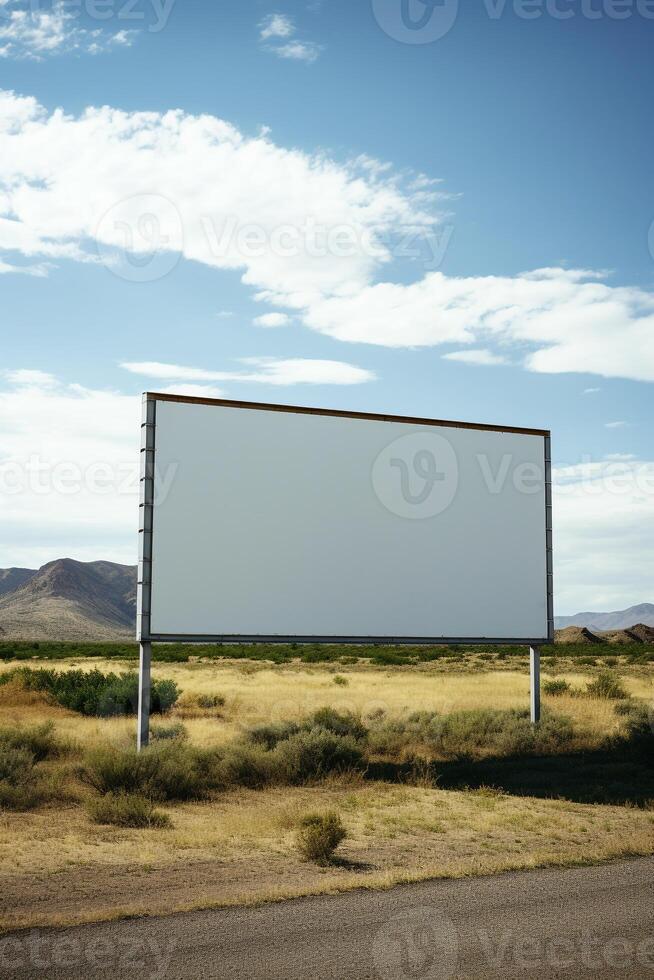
top-left (259, 14), bottom-right (295, 40)
top-left (605, 420), bottom-right (628, 429)
top-left (4, 368), bottom-right (57, 386)
top-left (605, 453), bottom-right (636, 461)
top-left (1, 91), bottom-right (653, 383)
top-left (157, 383), bottom-right (226, 399)
top-left (0, 371), bottom-right (139, 568)
top-left (553, 459), bottom-right (654, 613)
top-left (0, 256), bottom-right (49, 275)
top-left (121, 358), bottom-right (375, 386)
top-left (442, 348), bottom-right (508, 367)
top-left (258, 12), bottom-right (321, 63)
top-left (273, 40), bottom-right (321, 63)
top-left (254, 312), bottom-right (291, 328)
top-left (583, 387), bottom-right (600, 394)
top-left (0, 2), bottom-right (136, 60)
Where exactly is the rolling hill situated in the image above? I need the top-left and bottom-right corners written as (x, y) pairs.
top-left (0, 559), bottom-right (136, 641)
top-left (554, 604), bottom-right (654, 631)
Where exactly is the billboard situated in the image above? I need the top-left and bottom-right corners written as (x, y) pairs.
top-left (137, 394), bottom-right (553, 645)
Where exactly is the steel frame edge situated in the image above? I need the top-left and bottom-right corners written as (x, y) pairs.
top-left (545, 434), bottom-right (554, 643)
top-left (137, 393), bottom-right (156, 642)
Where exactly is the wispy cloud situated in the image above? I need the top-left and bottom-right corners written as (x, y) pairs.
top-left (583, 387), bottom-right (601, 394)
top-left (259, 12), bottom-right (321, 63)
top-left (254, 312), bottom-right (291, 328)
top-left (442, 349), bottom-right (508, 367)
top-left (120, 358), bottom-right (376, 386)
top-left (259, 13), bottom-right (295, 40)
top-left (0, 257), bottom-right (50, 276)
top-left (0, 2), bottom-right (136, 60)
top-left (605, 421), bottom-right (628, 429)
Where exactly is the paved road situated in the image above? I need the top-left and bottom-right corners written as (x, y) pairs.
top-left (2, 858), bottom-right (653, 979)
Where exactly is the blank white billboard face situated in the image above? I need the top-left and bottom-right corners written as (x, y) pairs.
top-left (141, 397), bottom-right (551, 643)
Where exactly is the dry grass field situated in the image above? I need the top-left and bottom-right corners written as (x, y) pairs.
top-left (0, 655), bottom-right (653, 932)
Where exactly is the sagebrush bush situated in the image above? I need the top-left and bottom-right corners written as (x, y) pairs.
top-left (81, 742), bottom-right (214, 801)
top-left (0, 744), bottom-right (43, 810)
top-left (0, 721), bottom-right (63, 761)
top-left (296, 811), bottom-right (347, 864)
top-left (274, 728), bottom-right (365, 783)
top-left (6, 667), bottom-right (178, 717)
top-left (617, 706), bottom-right (654, 756)
top-left (585, 671), bottom-right (628, 701)
top-left (309, 708), bottom-right (367, 742)
top-left (368, 707), bottom-right (575, 760)
top-left (210, 743), bottom-right (277, 790)
top-left (197, 694), bottom-right (226, 709)
top-left (245, 721), bottom-right (301, 750)
top-left (150, 722), bottom-right (187, 742)
top-left (543, 679), bottom-right (572, 697)
top-left (86, 792), bottom-right (172, 828)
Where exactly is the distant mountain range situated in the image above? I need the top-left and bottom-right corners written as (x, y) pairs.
top-left (554, 604), bottom-right (654, 631)
top-left (0, 558), bottom-right (651, 642)
top-left (0, 559), bottom-right (136, 641)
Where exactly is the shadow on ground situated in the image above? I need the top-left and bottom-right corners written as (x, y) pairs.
top-left (369, 741), bottom-right (654, 807)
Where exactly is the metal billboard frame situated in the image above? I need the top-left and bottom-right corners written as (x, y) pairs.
top-left (137, 392), bottom-right (553, 746)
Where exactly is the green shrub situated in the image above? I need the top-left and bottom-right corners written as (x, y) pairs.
top-left (274, 728), bottom-right (365, 783)
top-left (308, 707), bottom-right (367, 741)
top-left (86, 792), bottom-right (172, 828)
top-left (0, 744), bottom-right (43, 810)
top-left (585, 671), bottom-right (628, 700)
top-left (0, 721), bottom-right (63, 761)
top-left (150, 722), bottom-right (187, 742)
top-left (245, 721), bottom-right (301, 750)
top-left (210, 743), bottom-right (276, 790)
top-left (196, 694), bottom-right (226, 709)
top-left (614, 700), bottom-right (637, 717)
top-left (543, 679), bottom-right (571, 697)
top-left (368, 707), bottom-right (575, 760)
top-left (8, 667), bottom-right (178, 717)
top-left (81, 742), bottom-right (213, 801)
top-left (332, 675), bottom-right (348, 686)
top-left (296, 811), bottom-right (347, 864)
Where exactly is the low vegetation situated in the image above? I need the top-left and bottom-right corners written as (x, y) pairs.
top-left (543, 670), bottom-right (629, 701)
top-left (296, 811), bottom-right (347, 864)
top-left (1, 667), bottom-right (178, 717)
top-left (86, 792), bottom-right (172, 829)
top-left (0, 721), bottom-right (68, 810)
top-left (2, 639), bottom-right (653, 665)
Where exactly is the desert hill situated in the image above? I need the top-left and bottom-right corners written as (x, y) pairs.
top-left (0, 559), bottom-right (136, 641)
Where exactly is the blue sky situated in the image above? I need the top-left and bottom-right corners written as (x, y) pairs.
top-left (0, 0), bottom-right (652, 612)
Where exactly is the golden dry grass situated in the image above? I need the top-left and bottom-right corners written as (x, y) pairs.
top-left (0, 657), bottom-right (652, 931)
top-left (1, 657), bottom-right (650, 750)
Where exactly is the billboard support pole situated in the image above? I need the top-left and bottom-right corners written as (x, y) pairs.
top-left (530, 646), bottom-right (541, 724)
top-left (137, 642), bottom-right (151, 750)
